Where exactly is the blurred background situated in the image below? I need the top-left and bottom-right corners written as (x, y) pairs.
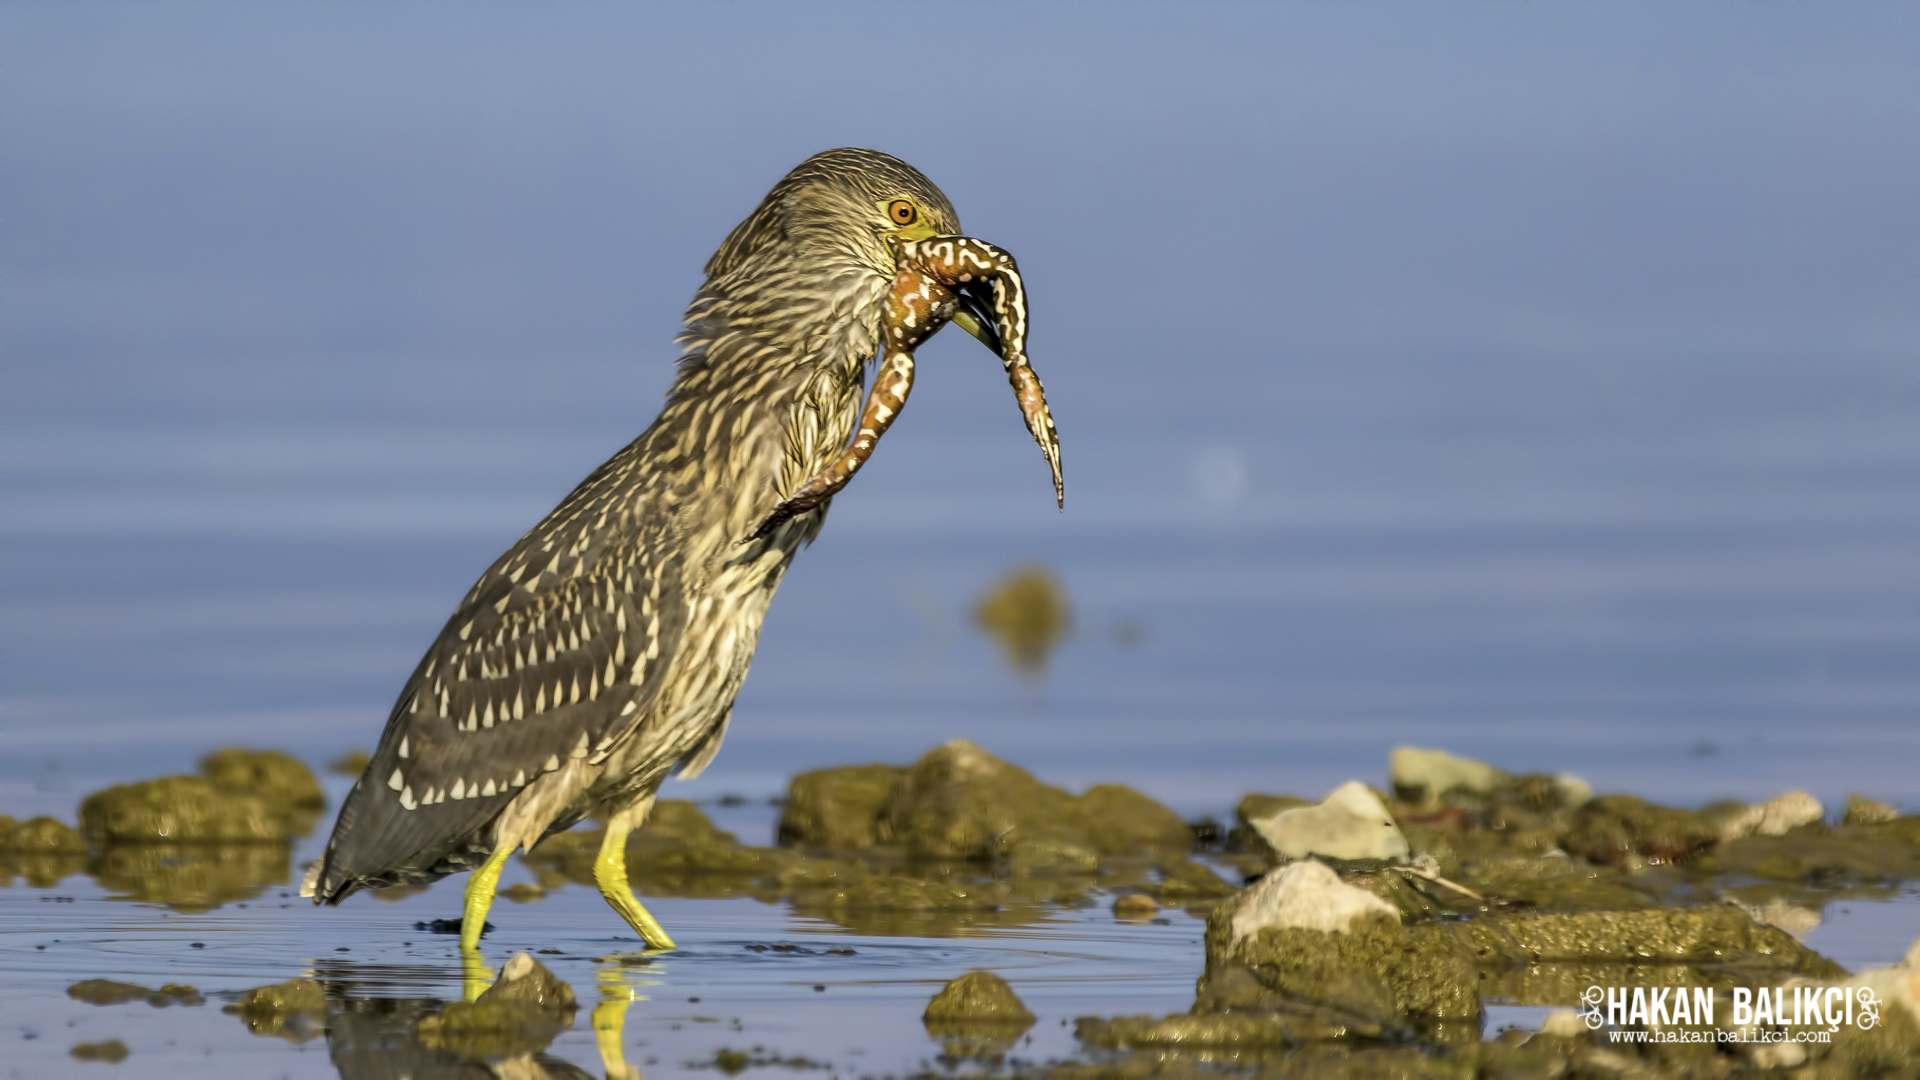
top-left (5, 1), bottom-right (1918, 818)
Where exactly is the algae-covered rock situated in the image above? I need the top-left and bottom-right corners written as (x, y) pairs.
top-left (1845, 793), bottom-right (1900, 826)
top-left (525, 799), bottom-right (793, 895)
top-left (0, 815), bottom-right (87, 853)
top-left (80, 776), bottom-right (289, 843)
top-left (1074, 1012), bottom-right (1316, 1049)
top-left (87, 841), bottom-right (289, 911)
top-left (199, 748), bottom-right (325, 812)
top-left (68, 979), bottom-right (153, 1006)
top-left (69, 1039), bottom-right (129, 1063)
top-left (326, 749), bottom-right (371, 777)
top-left (1112, 893), bottom-right (1159, 920)
top-left (416, 952), bottom-right (576, 1062)
top-left (1247, 781), bottom-right (1410, 863)
top-left (1200, 862), bottom-right (1481, 1039)
top-left (1235, 793), bottom-right (1309, 829)
top-left (1706, 815), bottom-right (1920, 887)
top-left (875, 740), bottom-right (1189, 865)
top-left (777, 764), bottom-right (901, 849)
top-left (1151, 858), bottom-right (1236, 901)
top-left (1560, 794), bottom-right (1718, 865)
top-left (1450, 905), bottom-right (1846, 975)
top-left (1390, 746), bottom-right (1505, 803)
top-left (924, 971), bottom-right (1035, 1025)
top-left (1719, 789), bottom-right (1824, 841)
top-left (225, 977), bottom-right (327, 1042)
top-left (974, 565), bottom-right (1070, 676)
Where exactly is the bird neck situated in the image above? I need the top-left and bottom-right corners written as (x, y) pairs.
top-left (652, 269), bottom-right (890, 554)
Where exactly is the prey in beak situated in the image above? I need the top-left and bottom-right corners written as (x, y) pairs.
top-left (748, 236), bottom-right (1063, 540)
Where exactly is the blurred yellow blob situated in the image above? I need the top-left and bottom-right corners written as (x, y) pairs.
top-left (973, 566), bottom-right (1071, 677)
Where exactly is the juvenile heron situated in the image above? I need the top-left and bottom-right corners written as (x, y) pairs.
top-left (307, 149), bottom-right (1061, 954)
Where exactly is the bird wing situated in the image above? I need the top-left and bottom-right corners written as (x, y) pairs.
top-left (317, 446), bottom-right (688, 898)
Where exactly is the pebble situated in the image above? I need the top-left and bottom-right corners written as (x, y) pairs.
top-left (1719, 790), bottom-right (1824, 841)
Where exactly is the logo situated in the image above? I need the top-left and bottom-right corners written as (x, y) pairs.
top-left (1578, 984), bottom-right (1883, 1033)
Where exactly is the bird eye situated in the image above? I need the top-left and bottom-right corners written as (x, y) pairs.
top-left (888, 200), bottom-right (917, 226)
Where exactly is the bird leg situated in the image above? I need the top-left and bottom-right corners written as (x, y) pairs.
top-left (593, 793), bottom-right (677, 950)
top-left (747, 235), bottom-right (1062, 540)
top-left (458, 842), bottom-right (514, 999)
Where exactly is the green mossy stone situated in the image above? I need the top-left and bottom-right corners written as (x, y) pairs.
top-left (199, 749), bottom-right (324, 812)
top-left (225, 977), bottom-right (327, 1042)
top-left (0, 815), bottom-right (87, 853)
top-left (1559, 795), bottom-right (1718, 865)
top-left (1073, 784), bottom-right (1192, 854)
top-left (777, 764), bottom-right (901, 849)
top-left (80, 776), bottom-right (289, 843)
top-left (923, 971), bottom-right (1035, 1024)
top-left (1449, 906), bottom-right (1846, 975)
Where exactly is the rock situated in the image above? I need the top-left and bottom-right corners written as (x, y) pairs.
top-left (0, 815), bottom-right (87, 853)
top-left (1248, 781), bottom-right (1410, 863)
top-left (876, 740), bottom-right (1185, 862)
top-left (1226, 859), bottom-right (1398, 942)
top-left (1552, 773), bottom-right (1594, 808)
top-left (1201, 868), bottom-right (1480, 1037)
top-left (1235, 793), bottom-right (1309, 827)
top-left (1904, 933), bottom-right (1920, 970)
top-left (70, 1039), bottom-right (129, 1063)
top-left (777, 764), bottom-right (901, 849)
top-left (1535, 1008), bottom-right (1587, 1037)
top-left (499, 883), bottom-right (545, 903)
top-left (1449, 907), bottom-right (1846, 972)
top-left (1112, 894), bottom-right (1159, 920)
top-left (225, 977), bottom-right (327, 1042)
top-left (80, 776), bottom-right (289, 843)
top-left (326, 749), bottom-right (371, 777)
top-left (199, 748), bottom-right (325, 813)
top-left (1845, 794), bottom-right (1900, 826)
top-left (974, 566), bottom-right (1070, 676)
top-left (1390, 746), bottom-right (1504, 802)
top-left (1004, 837), bottom-right (1099, 876)
top-left (1720, 791), bottom-right (1825, 841)
top-left (415, 952), bottom-right (576, 1060)
top-left (1151, 858), bottom-right (1236, 900)
top-left (923, 971), bottom-right (1035, 1025)
top-left (68, 979), bottom-right (151, 1006)
top-left (1073, 784), bottom-right (1193, 854)
top-left (1738, 898), bottom-right (1822, 939)
top-left (1075, 1013), bottom-right (1302, 1048)
top-left (1560, 795), bottom-right (1718, 865)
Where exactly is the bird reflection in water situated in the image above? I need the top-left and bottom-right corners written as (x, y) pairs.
top-left (229, 952), bottom-right (653, 1079)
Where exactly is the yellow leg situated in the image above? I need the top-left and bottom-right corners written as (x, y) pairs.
top-left (594, 796), bottom-right (676, 950)
top-left (459, 842), bottom-right (513, 951)
top-left (592, 966), bottom-right (645, 1080)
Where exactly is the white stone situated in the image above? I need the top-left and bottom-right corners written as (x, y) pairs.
top-left (1390, 746), bottom-right (1503, 799)
top-left (1228, 858), bottom-right (1398, 942)
top-left (1739, 899), bottom-right (1822, 939)
top-left (1535, 1008), bottom-right (1587, 1038)
top-left (1252, 780), bottom-right (1411, 863)
top-left (1749, 1040), bottom-right (1807, 1069)
top-left (1554, 773), bottom-right (1594, 807)
top-left (1720, 791), bottom-right (1825, 841)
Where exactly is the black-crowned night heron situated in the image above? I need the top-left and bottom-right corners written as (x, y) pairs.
top-left (307, 148), bottom-right (1061, 956)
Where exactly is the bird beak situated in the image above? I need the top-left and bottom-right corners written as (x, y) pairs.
top-left (949, 289), bottom-right (1004, 359)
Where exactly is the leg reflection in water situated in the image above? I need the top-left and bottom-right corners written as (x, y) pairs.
top-left (234, 952), bottom-right (654, 1079)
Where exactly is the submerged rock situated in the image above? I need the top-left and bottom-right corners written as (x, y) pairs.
top-left (80, 776), bottom-right (289, 843)
top-left (326, 749), bottom-right (370, 777)
top-left (1111, 893), bottom-right (1159, 920)
top-left (416, 952), bottom-right (576, 1061)
top-left (777, 764), bottom-right (901, 849)
top-left (67, 979), bottom-right (152, 1006)
top-left (225, 977), bottom-right (327, 1042)
top-left (1390, 746), bottom-right (1504, 803)
top-left (1247, 781), bottom-right (1410, 863)
top-left (1719, 790), bottom-right (1825, 841)
top-left (69, 1039), bottom-right (129, 1063)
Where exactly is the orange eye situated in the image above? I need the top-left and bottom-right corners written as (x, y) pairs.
top-left (888, 200), bottom-right (917, 226)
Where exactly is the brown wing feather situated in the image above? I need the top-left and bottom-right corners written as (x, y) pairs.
top-left (315, 441), bottom-right (687, 901)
